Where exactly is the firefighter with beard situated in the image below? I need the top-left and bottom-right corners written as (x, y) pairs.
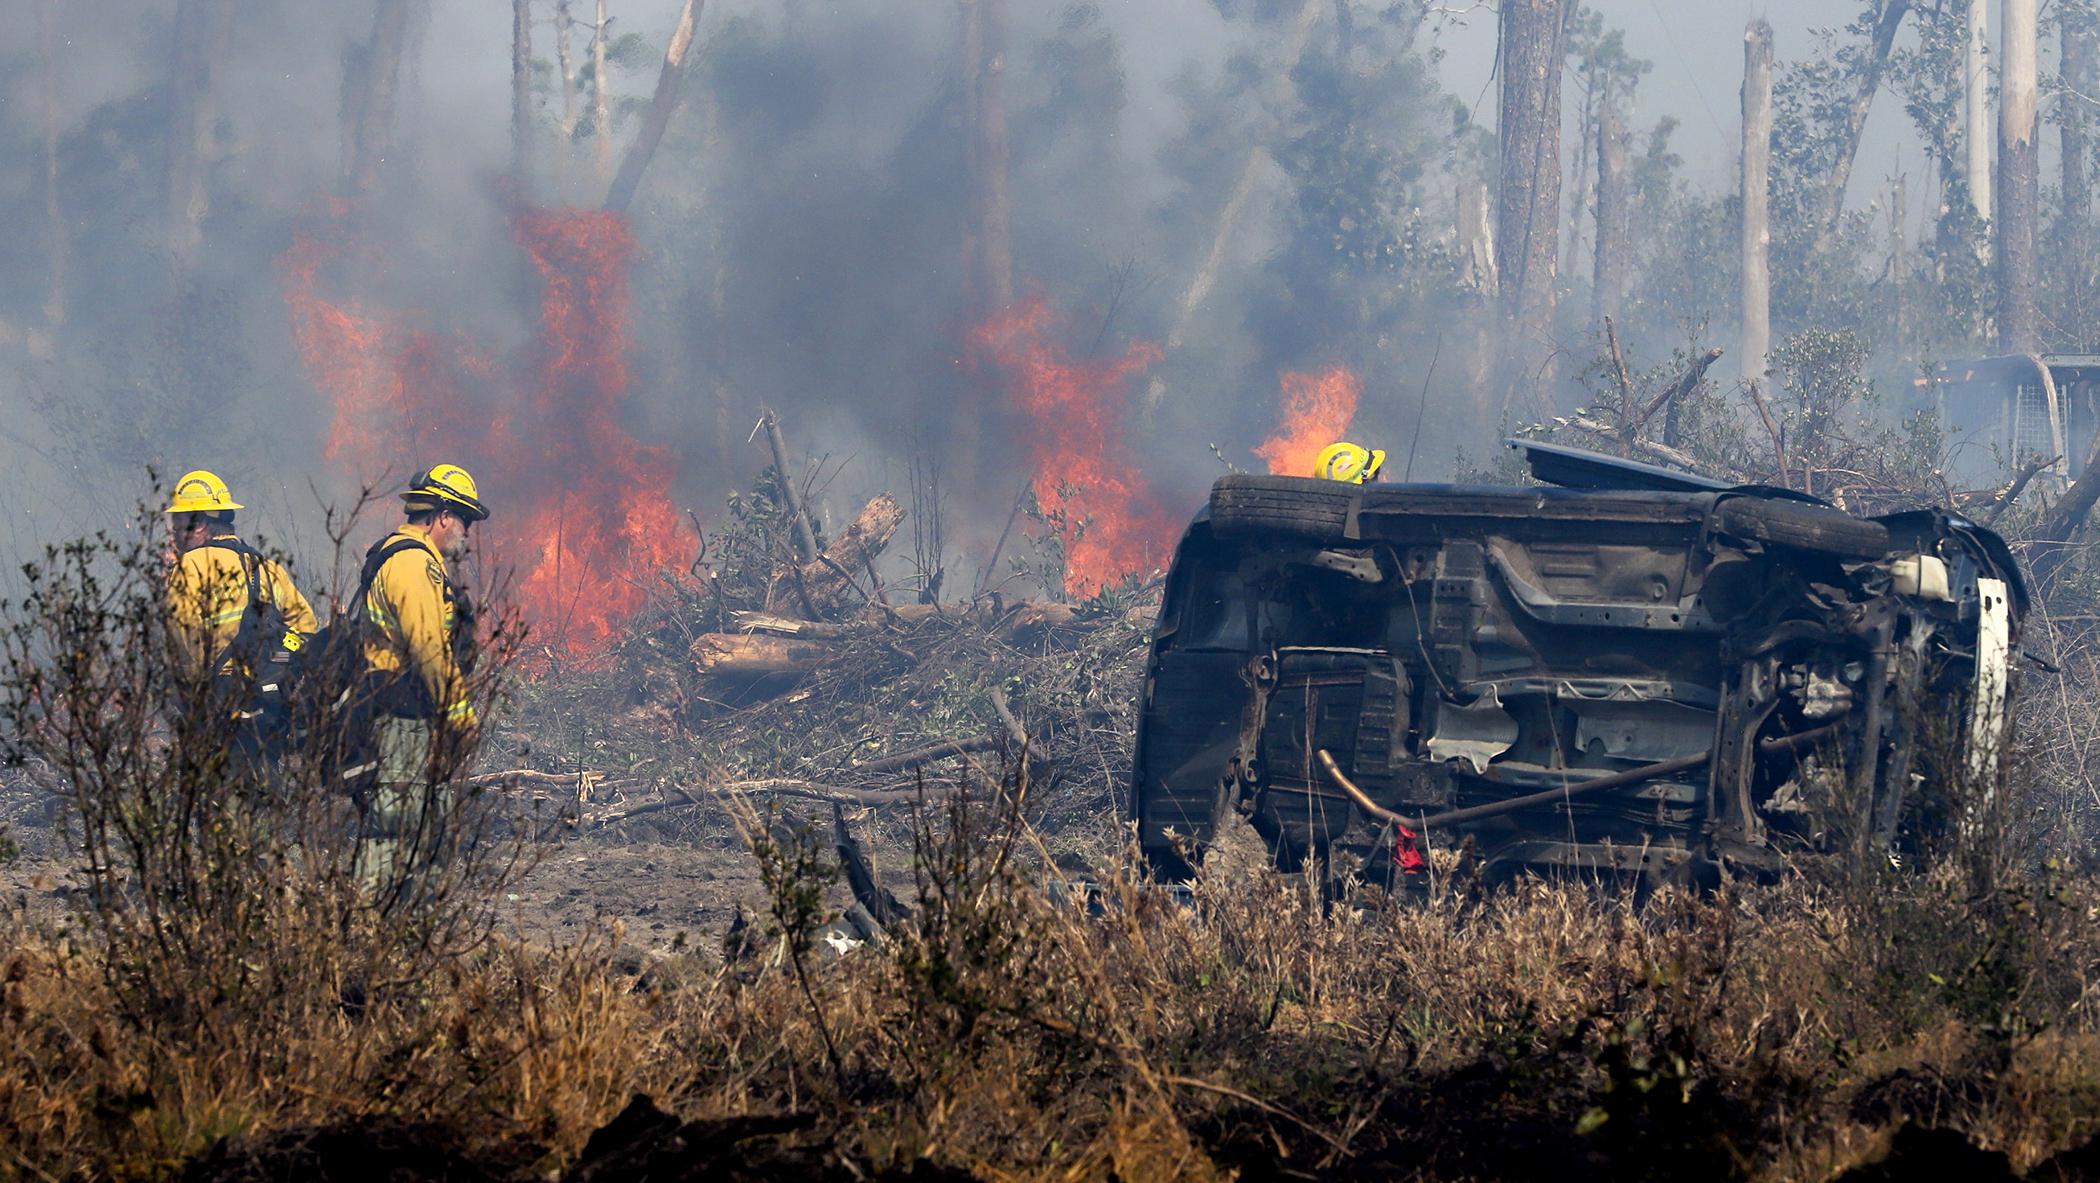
top-left (164, 469), bottom-right (320, 748)
top-left (354, 463), bottom-right (487, 889)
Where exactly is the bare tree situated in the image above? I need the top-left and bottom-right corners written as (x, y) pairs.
top-left (1591, 94), bottom-right (1627, 330)
top-left (167, 0), bottom-right (231, 262)
top-left (512, 0), bottom-right (534, 183)
top-left (593, 0), bottom-right (614, 183)
top-left (1968, 0), bottom-right (1993, 223)
top-left (1812, 0), bottom-right (1912, 251)
top-left (341, 0), bottom-right (415, 197)
top-left (1495, 0), bottom-right (1576, 415)
top-left (556, 1), bottom-right (581, 153)
top-left (2000, 0), bottom-right (2040, 352)
top-left (1143, 0), bottom-right (1322, 411)
top-left (604, 0), bottom-right (703, 213)
top-left (1742, 20), bottom-right (1774, 386)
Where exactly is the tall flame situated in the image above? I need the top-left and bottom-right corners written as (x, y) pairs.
top-left (508, 208), bottom-right (685, 654)
top-left (280, 206), bottom-right (686, 661)
top-left (971, 297), bottom-right (1171, 596)
top-left (1254, 366), bottom-right (1362, 477)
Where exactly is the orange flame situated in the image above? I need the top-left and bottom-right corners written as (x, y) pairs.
top-left (280, 206), bottom-right (687, 662)
top-left (972, 297), bottom-right (1172, 596)
top-left (1254, 366), bottom-right (1362, 477)
top-left (507, 208), bottom-right (685, 655)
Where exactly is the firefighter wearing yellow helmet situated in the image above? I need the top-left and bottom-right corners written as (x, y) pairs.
top-left (354, 464), bottom-right (488, 888)
top-left (163, 469), bottom-right (319, 707)
top-left (1314, 442), bottom-right (1386, 484)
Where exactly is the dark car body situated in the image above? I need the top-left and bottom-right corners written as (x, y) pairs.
top-left (1130, 441), bottom-right (2027, 885)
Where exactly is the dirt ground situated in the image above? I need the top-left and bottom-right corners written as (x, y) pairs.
top-left (0, 770), bottom-right (1090, 960)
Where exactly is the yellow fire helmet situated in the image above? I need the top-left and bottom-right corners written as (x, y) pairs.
top-left (403, 463), bottom-right (491, 522)
top-left (165, 469), bottom-right (243, 514)
top-left (1314, 442), bottom-right (1387, 485)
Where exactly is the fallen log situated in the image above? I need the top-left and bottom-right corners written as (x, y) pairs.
top-left (770, 493), bottom-right (905, 617)
top-left (690, 633), bottom-right (833, 676)
top-left (704, 600), bottom-right (1096, 679)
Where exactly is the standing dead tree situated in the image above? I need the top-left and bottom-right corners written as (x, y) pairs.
top-left (604, 0), bottom-right (704, 213)
top-left (1742, 20), bottom-right (1774, 387)
top-left (1143, 0), bottom-right (1322, 412)
top-left (555, 0), bottom-right (582, 160)
top-left (1968, 0), bottom-right (1993, 224)
top-left (2000, 0), bottom-right (2041, 352)
top-left (1812, 0), bottom-right (1912, 253)
top-left (341, 0), bottom-right (415, 198)
top-left (593, 0), bottom-right (614, 184)
top-left (1495, 0), bottom-right (1577, 420)
top-left (1591, 95), bottom-right (1628, 331)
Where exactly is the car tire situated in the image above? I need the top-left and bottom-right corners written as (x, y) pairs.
top-left (1209, 475), bottom-right (1355, 540)
top-left (1712, 497), bottom-right (1890, 560)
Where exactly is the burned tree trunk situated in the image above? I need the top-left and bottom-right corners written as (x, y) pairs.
top-left (1741, 20), bottom-right (1773, 386)
top-left (960, 0), bottom-right (1014, 314)
top-left (555, 0), bottom-right (581, 153)
top-left (167, 0), bottom-right (231, 263)
top-left (1999, 0), bottom-right (2040, 353)
top-left (785, 494), bottom-right (905, 618)
top-left (1495, 0), bottom-right (1575, 418)
top-left (512, 0), bottom-right (534, 183)
top-left (1968, 0), bottom-right (1993, 224)
top-left (593, 0), bottom-right (613, 183)
top-left (1813, 0), bottom-right (1912, 251)
top-left (604, 0), bottom-right (703, 213)
top-left (341, 0), bottom-right (414, 197)
top-left (1591, 94), bottom-right (1627, 330)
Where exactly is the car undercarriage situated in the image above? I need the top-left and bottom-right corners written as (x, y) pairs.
top-left (1131, 441), bottom-right (2028, 886)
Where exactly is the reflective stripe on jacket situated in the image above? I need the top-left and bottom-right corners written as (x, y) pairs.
top-left (360, 523), bottom-right (475, 726)
top-left (168, 533), bottom-right (319, 674)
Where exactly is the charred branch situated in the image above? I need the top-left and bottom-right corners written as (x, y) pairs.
top-left (832, 802), bottom-right (909, 927)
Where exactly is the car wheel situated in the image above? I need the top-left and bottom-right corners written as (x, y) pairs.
top-left (1209, 475), bottom-right (1355, 540)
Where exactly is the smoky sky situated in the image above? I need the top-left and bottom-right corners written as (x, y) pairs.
top-left (0, 0), bottom-right (2053, 590)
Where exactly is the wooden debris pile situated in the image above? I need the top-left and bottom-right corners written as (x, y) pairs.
top-left (511, 440), bottom-right (1162, 843)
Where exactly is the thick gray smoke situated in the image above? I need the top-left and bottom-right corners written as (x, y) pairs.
top-left (0, 0), bottom-right (2013, 597)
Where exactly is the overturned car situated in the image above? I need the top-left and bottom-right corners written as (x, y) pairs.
top-left (1131, 441), bottom-right (2027, 886)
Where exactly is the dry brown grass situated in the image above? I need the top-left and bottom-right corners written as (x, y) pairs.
top-left (14, 781), bottom-right (2100, 1181)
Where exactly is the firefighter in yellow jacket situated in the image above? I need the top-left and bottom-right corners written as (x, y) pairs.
top-left (356, 463), bottom-right (487, 889)
top-left (164, 469), bottom-right (319, 733)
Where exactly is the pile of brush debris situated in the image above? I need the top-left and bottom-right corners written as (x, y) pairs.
top-left (497, 463), bottom-right (1160, 849)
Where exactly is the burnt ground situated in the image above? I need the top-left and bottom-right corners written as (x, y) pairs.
top-left (0, 768), bottom-right (1115, 960)
top-left (1, 788), bottom-right (816, 951)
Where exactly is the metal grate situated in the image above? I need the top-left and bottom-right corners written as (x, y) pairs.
top-left (2009, 381), bottom-right (2061, 463)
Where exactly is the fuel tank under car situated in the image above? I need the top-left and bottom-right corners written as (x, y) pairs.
top-left (1129, 439), bottom-right (2026, 886)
